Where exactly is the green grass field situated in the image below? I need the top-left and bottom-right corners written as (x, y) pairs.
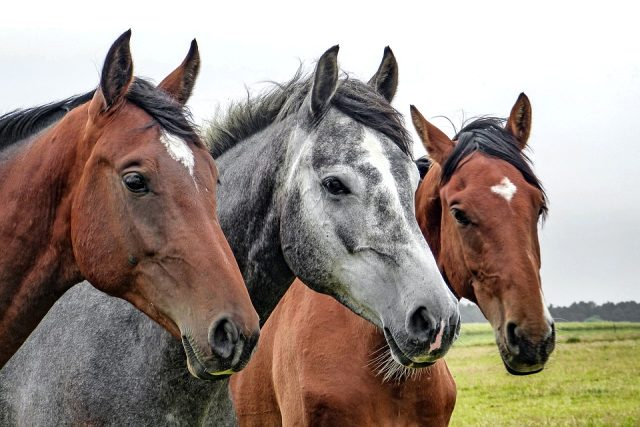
top-left (447, 322), bottom-right (640, 426)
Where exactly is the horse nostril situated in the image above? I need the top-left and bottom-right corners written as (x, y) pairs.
top-left (408, 306), bottom-right (433, 343)
top-left (209, 317), bottom-right (239, 360)
top-left (506, 321), bottom-right (520, 350)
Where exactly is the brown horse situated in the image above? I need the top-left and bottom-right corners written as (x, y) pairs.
top-left (0, 31), bottom-right (260, 377)
top-left (230, 94), bottom-right (554, 425)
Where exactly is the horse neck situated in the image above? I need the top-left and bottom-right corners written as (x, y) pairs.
top-left (215, 122), bottom-right (297, 324)
top-left (0, 107), bottom-right (88, 366)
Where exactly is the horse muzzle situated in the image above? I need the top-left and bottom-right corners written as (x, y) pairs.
top-left (181, 317), bottom-right (260, 380)
top-left (383, 309), bottom-right (460, 368)
top-left (499, 321), bottom-right (555, 375)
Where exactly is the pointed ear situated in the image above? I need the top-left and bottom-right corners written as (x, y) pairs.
top-left (158, 39), bottom-right (200, 105)
top-left (505, 92), bottom-right (532, 150)
top-left (96, 30), bottom-right (133, 112)
top-left (368, 46), bottom-right (398, 102)
top-left (410, 105), bottom-right (454, 165)
top-left (310, 45), bottom-right (339, 117)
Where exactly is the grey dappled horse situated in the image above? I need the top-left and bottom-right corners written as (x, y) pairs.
top-left (0, 46), bottom-right (459, 425)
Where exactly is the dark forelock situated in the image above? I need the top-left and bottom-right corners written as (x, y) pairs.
top-left (443, 117), bottom-right (548, 218)
top-left (125, 78), bottom-right (201, 146)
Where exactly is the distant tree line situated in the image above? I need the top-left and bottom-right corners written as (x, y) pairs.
top-left (459, 301), bottom-right (640, 323)
top-left (548, 301), bottom-right (640, 322)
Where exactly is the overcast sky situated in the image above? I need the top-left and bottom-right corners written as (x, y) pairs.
top-left (2, 1), bottom-right (638, 305)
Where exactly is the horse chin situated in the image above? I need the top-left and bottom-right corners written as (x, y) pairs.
top-left (181, 335), bottom-right (234, 381)
top-left (383, 328), bottom-right (437, 369)
top-left (503, 360), bottom-right (544, 376)
top-left (497, 342), bottom-right (545, 376)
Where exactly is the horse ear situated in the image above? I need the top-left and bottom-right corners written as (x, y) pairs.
top-left (410, 105), bottom-right (454, 165)
top-left (505, 92), bottom-right (532, 150)
top-left (368, 46), bottom-right (398, 102)
top-left (95, 30), bottom-right (134, 112)
top-left (310, 45), bottom-right (339, 117)
top-left (158, 39), bottom-right (201, 105)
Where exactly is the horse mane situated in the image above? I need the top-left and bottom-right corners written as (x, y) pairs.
top-left (443, 117), bottom-right (548, 219)
top-left (205, 69), bottom-right (412, 158)
top-left (415, 156), bottom-right (432, 180)
top-left (0, 78), bottom-right (200, 153)
top-left (0, 91), bottom-right (95, 150)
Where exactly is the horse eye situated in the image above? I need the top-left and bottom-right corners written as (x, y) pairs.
top-left (123, 172), bottom-right (148, 194)
top-left (451, 208), bottom-right (471, 226)
top-left (322, 177), bottom-right (350, 195)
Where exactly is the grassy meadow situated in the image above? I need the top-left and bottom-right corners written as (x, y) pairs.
top-left (446, 322), bottom-right (640, 426)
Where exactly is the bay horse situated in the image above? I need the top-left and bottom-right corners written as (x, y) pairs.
top-left (229, 94), bottom-right (555, 425)
top-left (0, 31), bottom-right (259, 376)
top-left (0, 47), bottom-right (459, 425)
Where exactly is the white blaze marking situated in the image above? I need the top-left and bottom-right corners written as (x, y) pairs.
top-left (491, 176), bottom-right (517, 202)
top-left (360, 129), bottom-right (449, 304)
top-left (361, 129), bottom-right (405, 217)
top-left (160, 132), bottom-right (195, 179)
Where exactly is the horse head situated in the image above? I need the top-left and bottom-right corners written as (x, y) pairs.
top-left (70, 32), bottom-right (259, 379)
top-left (412, 95), bottom-right (555, 374)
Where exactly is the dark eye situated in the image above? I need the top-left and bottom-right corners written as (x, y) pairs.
top-left (451, 208), bottom-right (471, 226)
top-left (123, 172), bottom-right (148, 194)
top-left (322, 177), bottom-right (350, 195)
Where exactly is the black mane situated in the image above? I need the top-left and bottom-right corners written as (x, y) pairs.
top-left (0, 91), bottom-right (95, 150)
top-left (443, 117), bottom-right (548, 218)
top-left (0, 78), bottom-right (200, 153)
top-left (205, 70), bottom-right (411, 158)
top-left (415, 156), bottom-right (432, 180)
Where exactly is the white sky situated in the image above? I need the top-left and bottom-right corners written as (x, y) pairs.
top-left (1, 1), bottom-right (638, 305)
